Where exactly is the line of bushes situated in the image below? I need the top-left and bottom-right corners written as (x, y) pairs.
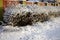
top-left (7, 11), bottom-right (60, 26)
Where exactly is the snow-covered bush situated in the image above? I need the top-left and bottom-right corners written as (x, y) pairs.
top-left (32, 13), bottom-right (50, 23)
top-left (8, 12), bottom-right (33, 26)
top-left (48, 11), bottom-right (60, 18)
top-left (8, 12), bottom-right (50, 26)
top-left (3, 4), bottom-right (60, 26)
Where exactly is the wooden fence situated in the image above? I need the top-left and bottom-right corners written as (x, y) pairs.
top-left (3, 0), bottom-right (60, 9)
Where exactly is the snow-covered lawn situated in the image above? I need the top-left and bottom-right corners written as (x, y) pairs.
top-left (0, 17), bottom-right (60, 40)
top-left (1, 4), bottom-right (60, 40)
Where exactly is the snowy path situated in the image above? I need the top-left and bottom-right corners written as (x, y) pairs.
top-left (0, 17), bottom-right (60, 40)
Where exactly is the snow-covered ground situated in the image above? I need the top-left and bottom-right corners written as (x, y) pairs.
top-left (0, 17), bottom-right (60, 40)
top-left (1, 4), bottom-right (60, 40)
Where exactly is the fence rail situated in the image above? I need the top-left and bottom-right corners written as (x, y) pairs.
top-left (3, 0), bottom-right (60, 9)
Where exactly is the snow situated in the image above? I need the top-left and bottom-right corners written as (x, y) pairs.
top-left (2, 4), bottom-right (60, 40)
top-left (0, 17), bottom-right (60, 40)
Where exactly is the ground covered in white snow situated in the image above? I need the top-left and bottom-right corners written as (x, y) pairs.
top-left (1, 4), bottom-right (60, 40)
top-left (0, 17), bottom-right (60, 40)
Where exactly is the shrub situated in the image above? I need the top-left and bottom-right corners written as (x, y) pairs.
top-left (8, 12), bottom-right (33, 26)
top-left (8, 12), bottom-right (50, 26)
